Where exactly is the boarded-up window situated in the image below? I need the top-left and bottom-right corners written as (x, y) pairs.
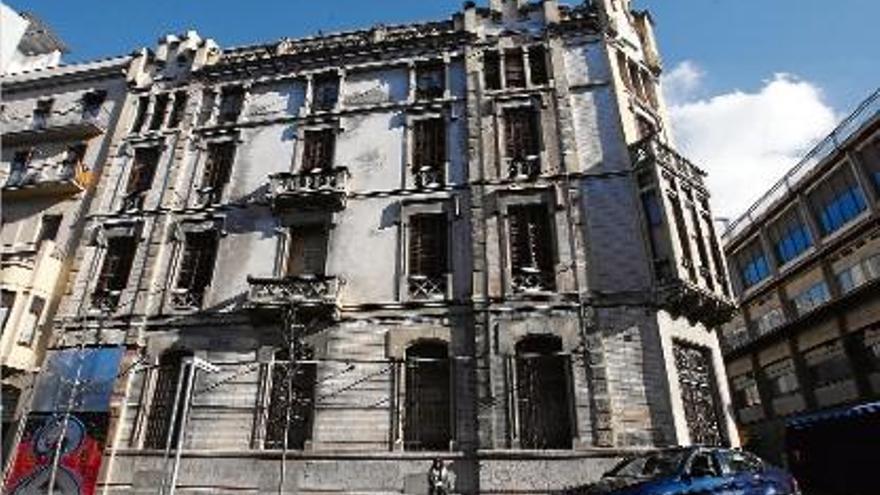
top-left (200, 142), bottom-right (236, 203)
top-left (265, 348), bottom-right (316, 450)
top-left (405, 341), bottom-right (451, 451)
top-left (144, 350), bottom-right (192, 449)
top-left (413, 119), bottom-right (446, 188)
top-left (302, 129), bottom-right (335, 171)
top-left (515, 335), bottom-right (571, 449)
top-left (508, 204), bottom-right (554, 292)
top-left (93, 236), bottom-right (137, 309)
top-left (287, 226), bottom-right (328, 277)
top-left (174, 231), bottom-right (219, 307)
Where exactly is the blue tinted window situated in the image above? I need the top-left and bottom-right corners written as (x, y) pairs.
top-left (740, 251), bottom-right (771, 288)
top-left (818, 186), bottom-right (866, 235)
top-left (774, 224), bottom-right (812, 264)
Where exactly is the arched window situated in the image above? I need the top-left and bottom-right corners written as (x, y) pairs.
top-left (144, 350), bottom-right (192, 449)
top-left (515, 335), bottom-right (572, 449)
top-left (265, 347), bottom-right (316, 450)
top-left (405, 340), bottom-right (451, 451)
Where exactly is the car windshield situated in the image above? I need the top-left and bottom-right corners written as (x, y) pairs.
top-left (606, 450), bottom-right (688, 479)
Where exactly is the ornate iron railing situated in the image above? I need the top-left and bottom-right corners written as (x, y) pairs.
top-left (170, 288), bottom-right (205, 309)
top-left (247, 275), bottom-right (340, 307)
top-left (511, 267), bottom-right (555, 293)
top-left (413, 165), bottom-right (445, 189)
top-left (407, 274), bottom-right (447, 300)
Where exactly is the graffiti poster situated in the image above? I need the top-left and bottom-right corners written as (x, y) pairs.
top-left (4, 347), bottom-right (123, 495)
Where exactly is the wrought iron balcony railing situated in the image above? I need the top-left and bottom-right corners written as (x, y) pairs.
top-left (407, 274), bottom-right (448, 301)
top-left (247, 275), bottom-right (341, 308)
top-left (2, 105), bottom-right (112, 145)
top-left (505, 155), bottom-right (541, 181)
top-left (511, 267), bottom-right (555, 293)
top-left (268, 167), bottom-right (349, 210)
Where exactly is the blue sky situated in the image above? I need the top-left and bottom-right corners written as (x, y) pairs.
top-left (11, 0), bottom-right (878, 216)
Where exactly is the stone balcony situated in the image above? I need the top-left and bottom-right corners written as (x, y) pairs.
top-left (657, 278), bottom-right (736, 328)
top-left (631, 135), bottom-right (706, 189)
top-left (247, 275), bottom-right (341, 310)
top-left (268, 167), bottom-right (349, 211)
top-left (2, 161), bottom-right (90, 199)
top-left (2, 105), bottom-right (112, 145)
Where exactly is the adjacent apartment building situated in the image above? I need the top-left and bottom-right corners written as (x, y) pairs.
top-left (720, 89), bottom-right (880, 495)
top-left (0, 39), bottom-right (130, 466)
top-left (3, 1), bottom-right (738, 493)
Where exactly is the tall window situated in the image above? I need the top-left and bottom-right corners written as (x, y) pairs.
top-left (93, 236), bottom-right (137, 309)
top-left (132, 95), bottom-right (150, 133)
top-left (415, 62), bottom-right (445, 100)
top-left (217, 86), bottom-right (245, 124)
top-left (168, 90), bottom-right (189, 128)
top-left (412, 119), bottom-right (446, 188)
top-left (528, 45), bottom-right (549, 85)
top-left (515, 335), bottom-right (571, 449)
top-left (768, 209), bottom-right (812, 265)
top-left (736, 242), bottom-right (771, 289)
top-left (149, 93), bottom-right (170, 130)
top-left (16, 296), bottom-right (45, 346)
top-left (173, 231), bottom-right (219, 308)
top-left (508, 204), bottom-right (554, 292)
top-left (703, 210), bottom-right (730, 296)
top-left (0, 291), bottom-right (15, 333)
top-left (810, 168), bottom-right (867, 235)
top-left (124, 147), bottom-right (161, 210)
top-left (408, 214), bottom-right (448, 300)
top-left (504, 108), bottom-right (540, 179)
top-left (484, 51), bottom-right (501, 90)
top-left (405, 341), bottom-right (451, 451)
top-left (199, 142), bottom-right (236, 204)
top-left (673, 342), bottom-right (724, 446)
top-left (301, 129), bottom-right (335, 171)
top-left (688, 201), bottom-right (713, 288)
top-left (144, 350), bottom-right (192, 449)
top-left (36, 214), bottom-right (62, 247)
top-left (670, 196), bottom-right (696, 281)
top-left (287, 226), bottom-right (328, 277)
top-left (504, 49), bottom-right (526, 88)
top-left (312, 73), bottom-right (339, 112)
top-left (265, 348), bottom-right (316, 450)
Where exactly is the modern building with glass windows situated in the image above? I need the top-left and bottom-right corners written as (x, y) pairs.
top-left (720, 88), bottom-right (880, 495)
top-left (4, 1), bottom-right (740, 493)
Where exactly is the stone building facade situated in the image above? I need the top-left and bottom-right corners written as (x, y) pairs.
top-left (5, 1), bottom-right (737, 493)
top-left (720, 89), bottom-right (880, 495)
top-left (0, 55), bottom-right (130, 460)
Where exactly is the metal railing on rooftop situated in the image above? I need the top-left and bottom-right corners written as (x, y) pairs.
top-left (722, 87), bottom-right (880, 244)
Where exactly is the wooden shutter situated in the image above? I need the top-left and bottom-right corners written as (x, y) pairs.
top-left (288, 226), bottom-right (327, 276)
top-left (504, 109), bottom-right (539, 160)
top-left (202, 142), bottom-right (235, 190)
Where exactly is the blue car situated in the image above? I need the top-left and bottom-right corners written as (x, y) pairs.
top-left (567, 447), bottom-right (801, 495)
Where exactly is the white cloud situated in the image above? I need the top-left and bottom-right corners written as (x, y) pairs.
top-left (662, 62), bottom-right (838, 219)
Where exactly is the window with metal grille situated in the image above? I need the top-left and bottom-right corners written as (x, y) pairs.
top-left (484, 51), bottom-right (501, 90)
top-left (16, 296), bottom-right (44, 346)
top-left (312, 74), bottom-right (339, 111)
top-left (505, 49), bottom-right (526, 88)
top-left (412, 119), bottom-right (446, 188)
top-left (416, 62), bottom-right (445, 100)
top-left (673, 342), bottom-right (724, 446)
top-left (199, 141), bottom-right (235, 204)
top-left (508, 204), bottom-right (554, 292)
top-left (287, 226), bottom-right (328, 277)
top-left (143, 350), bottom-right (192, 449)
top-left (408, 214), bottom-right (448, 299)
top-left (265, 348), bottom-right (316, 450)
top-left (124, 147), bottom-right (160, 210)
top-left (809, 167), bottom-right (867, 235)
top-left (92, 236), bottom-right (137, 309)
top-left (504, 107), bottom-right (541, 179)
top-left (528, 45), bottom-right (549, 85)
top-left (768, 208), bottom-right (813, 265)
top-left (174, 231), bottom-right (219, 308)
top-left (515, 335), bottom-right (571, 449)
top-left (217, 86), bottom-right (245, 124)
top-left (405, 341), bottom-right (451, 451)
top-left (167, 91), bottom-right (189, 128)
top-left (149, 93), bottom-right (170, 130)
top-left (132, 95), bottom-right (150, 133)
top-left (302, 129), bottom-right (335, 171)
top-left (36, 215), bottom-right (62, 247)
